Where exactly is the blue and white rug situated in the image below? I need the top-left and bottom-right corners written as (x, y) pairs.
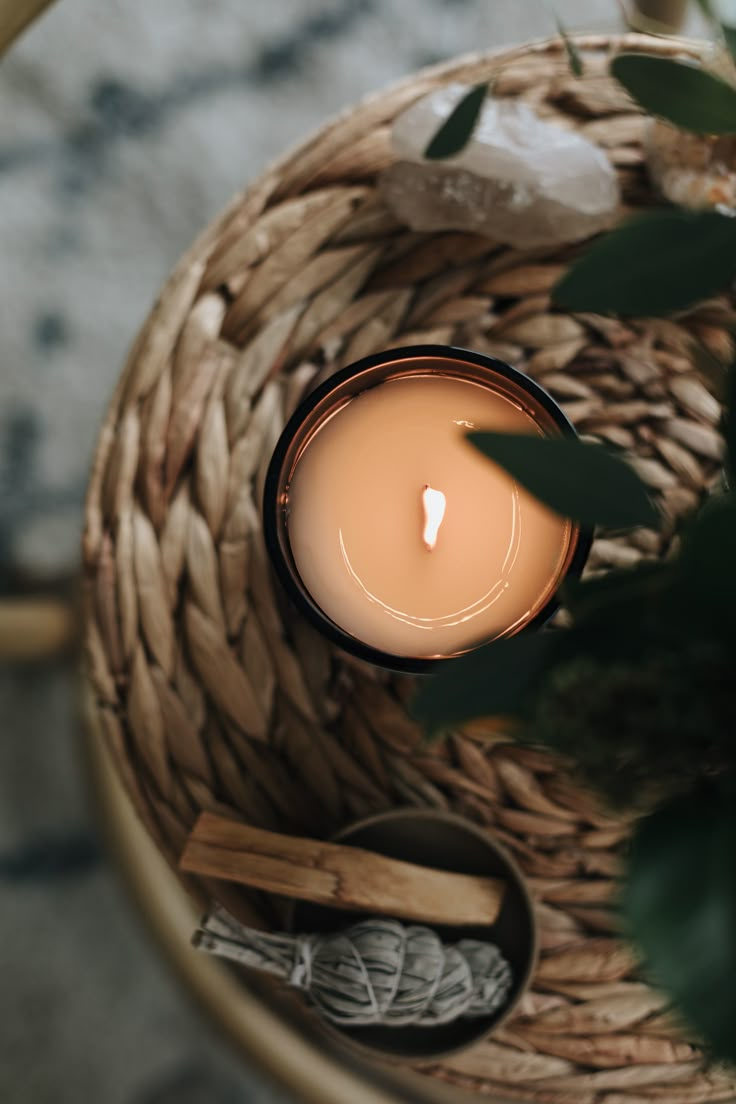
top-left (0, 0), bottom-right (621, 585)
top-left (1, 2), bottom-right (629, 1101)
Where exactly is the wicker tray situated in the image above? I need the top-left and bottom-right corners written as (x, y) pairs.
top-left (83, 33), bottom-right (735, 1104)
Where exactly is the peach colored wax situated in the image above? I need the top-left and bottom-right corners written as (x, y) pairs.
top-left (286, 374), bottom-right (572, 659)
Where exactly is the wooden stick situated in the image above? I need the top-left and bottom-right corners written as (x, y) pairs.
top-left (180, 813), bottom-right (506, 926)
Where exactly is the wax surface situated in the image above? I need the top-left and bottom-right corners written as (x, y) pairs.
top-left (286, 374), bottom-right (572, 658)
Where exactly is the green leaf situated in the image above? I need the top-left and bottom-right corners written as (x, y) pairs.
top-left (553, 209), bottom-right (736, 317)
top-left (563, 561), bottom-right (675, 627)
top-left (611, 53), bottom-right (736, 134)
top-left (723, 22), bottom-right (736, 62)
top-left (468, 433), bottom-right (660, 529)
top-left (725, 361), bottom-right (736, 485)
top-left (562, 561), bottom-right (686, 666)
top-left (424, 83), bottom-right (488, 160)
top-left (556, 17), bottom-right (583, 77)
top-left (678, 495), bottom-right (736, 635)
top-left (411, 632), bottom-right (554, 733)
top-left (623, 784), bottom-right (736, 1063)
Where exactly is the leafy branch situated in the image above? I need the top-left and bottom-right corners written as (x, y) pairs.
top-left (469, 433), bottom-right (659, 528)
top-left (554, 16), bottom-right (583, 77)
top-left (624, 784), bottom-right (736, 1063)
top-left (422, 13), bottom-right (581, 160)
top-left (416, 0), bottom-right (736, 1064)
top-left (612, 52), bottom-right (736, 134)
top-left (553, 210), bottom-right (736, 317)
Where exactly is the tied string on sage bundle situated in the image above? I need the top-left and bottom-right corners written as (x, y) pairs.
top-left (194, 907), bottom-right (513, 1027)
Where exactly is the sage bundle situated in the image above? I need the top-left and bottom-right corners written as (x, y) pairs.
top-left (194, 907), bottom-right (513, 1027)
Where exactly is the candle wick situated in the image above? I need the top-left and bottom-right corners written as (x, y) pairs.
top-left (422, 484), bottom-right (447, 552)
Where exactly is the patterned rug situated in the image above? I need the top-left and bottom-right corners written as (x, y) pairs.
top-left (0, 2), bottom-right (656, 1102)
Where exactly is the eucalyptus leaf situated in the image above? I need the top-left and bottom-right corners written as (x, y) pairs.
top-left (411, 632), bottom-right (554, 733)
top-left (561, 561), bottom-right (686, 665)
top-left (563, 561), bottom-right (674, 625)
top-left (725, 360), bottom-right (736, 486)
top-left (678, 495), bottom-right (736, 635)
top-left (424, 83), bottom-right (488, 160)
top-left (611, 53), bottom-right (736, 135)
top-left (553, 209), bottom-right (736, 316)
top-left (623, 784), bottom-right (736, 1063)
top-left (723, 22), bottom-right (736, 62)
top-left (469, 433), bottom-right (659, 529)
top-left (555, 17), bottom-right (583, 77)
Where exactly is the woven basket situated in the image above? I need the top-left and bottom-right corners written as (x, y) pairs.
top-left (83, 33), bottom-right (736, 1104)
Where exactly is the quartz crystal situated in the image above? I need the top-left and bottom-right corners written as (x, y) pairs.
top-left (646, 118), bottom-right (736, 210)
top-left (644, 47), bottom-right (736, 211)
top-left (380, 84), bottom-right (620, 248)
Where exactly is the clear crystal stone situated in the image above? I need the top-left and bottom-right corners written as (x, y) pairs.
top-left (380, 84), bottom-right (620, 248)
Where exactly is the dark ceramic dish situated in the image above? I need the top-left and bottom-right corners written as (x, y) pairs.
top-left (290, 808), bottom-right (539, 1064)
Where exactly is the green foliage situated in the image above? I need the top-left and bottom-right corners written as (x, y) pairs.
top-left (624, 784), bottom-right (736, 1064)
top-left (468, 432), bottom-right (659, 528)
top-left (415, 488), bottom-right (736, 807)
top-left (611, 53), bottom-right (736, 134)
top-left (524, 643), bottom-right (736, 809)
top-left (723, 21), bottom-right (736, 63)
top-left (562, 560), bottom-right (677, 630)
top-left (724, 360), bottom-right (736, 485)
top-left (561, 562), bottom-right (686, 674)
top-left (555, 17), bottom-right (583, 77)
top-left (553, 210), bottom-right (736, 317)
top-left (424, 83), bottom-right (488, 160)
top-left (420, 12), bottom-right (736, 1064)
top-left (677, 496), bottom-right (736, 638)
top-left (515, 495), bottom-right (736, 811)
top-left (411, 632), bottom-right (554, 733)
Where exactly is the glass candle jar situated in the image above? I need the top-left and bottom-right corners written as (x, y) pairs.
top-left (264, 346), bottom-right (590, 672)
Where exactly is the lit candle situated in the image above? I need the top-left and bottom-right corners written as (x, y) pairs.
top-left (265, 348), bottom-right (588, 670)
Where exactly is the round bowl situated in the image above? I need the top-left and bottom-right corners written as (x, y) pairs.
top-left (290, 808), bottom-right (539, 1064)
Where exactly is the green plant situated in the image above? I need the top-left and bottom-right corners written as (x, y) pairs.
top-left (416, 4), bottom-right (736, 1065)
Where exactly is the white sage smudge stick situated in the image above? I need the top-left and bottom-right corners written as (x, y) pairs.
top-left (194, 907), bottom-right (513, 1027)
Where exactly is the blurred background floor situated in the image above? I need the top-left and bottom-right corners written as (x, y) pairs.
top-left (0, 1), bottom-right (679, 1101)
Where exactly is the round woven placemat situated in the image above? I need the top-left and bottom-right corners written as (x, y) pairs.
top-left (83, 33), bottom-right (735, 1104)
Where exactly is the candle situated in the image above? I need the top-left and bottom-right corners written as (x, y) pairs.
top-left (265, 348), bottom-right (587, 670)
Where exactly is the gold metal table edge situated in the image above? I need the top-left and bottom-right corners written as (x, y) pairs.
top-left (0, 0), bottom-right (57, 54)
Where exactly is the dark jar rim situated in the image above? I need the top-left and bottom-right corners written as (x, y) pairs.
top-left (263, 344), bottom-right (592, 674)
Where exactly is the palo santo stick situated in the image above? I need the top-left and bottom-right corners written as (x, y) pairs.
top-left (180, 812), bottom-right (506, 926)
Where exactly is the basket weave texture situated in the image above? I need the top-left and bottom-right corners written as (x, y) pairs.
top-left (83, 33), bottom-right (735, 1104)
